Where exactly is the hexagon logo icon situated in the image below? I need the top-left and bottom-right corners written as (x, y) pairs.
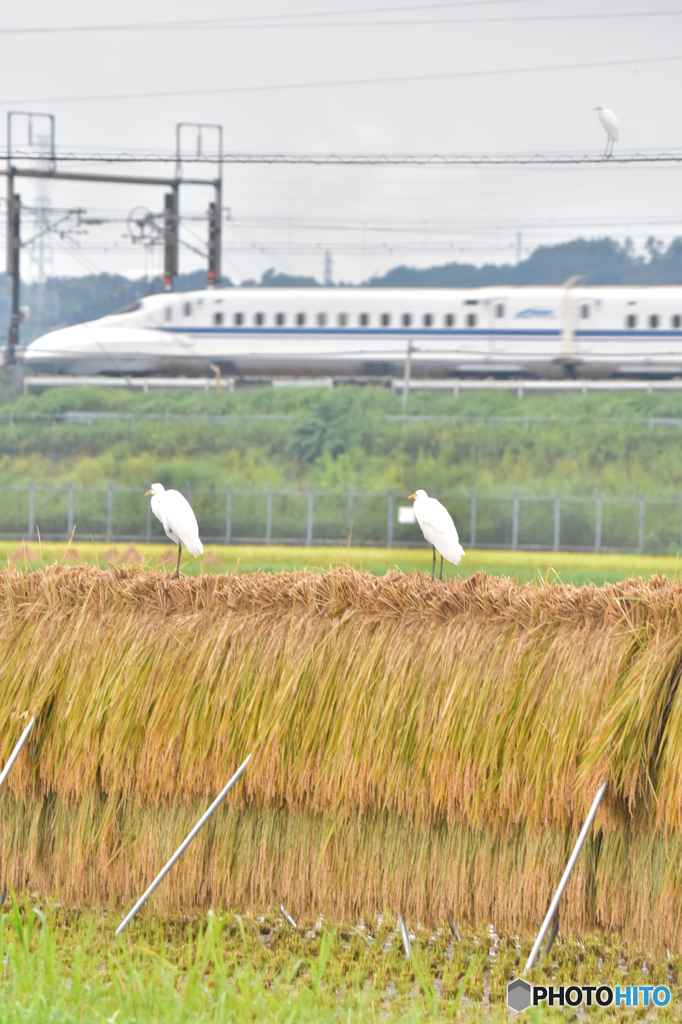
top-left (507, 978), bottom-right (532, 1012)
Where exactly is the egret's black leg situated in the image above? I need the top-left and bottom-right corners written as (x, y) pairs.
top-left (439, 553), bottom-right (443, 581)
top-left (431, 545), bottom-right (436, 580)
top-left (173, 542), bottom-right (182, 579)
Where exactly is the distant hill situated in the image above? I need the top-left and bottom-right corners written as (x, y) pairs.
top-left (363, 238), bottom-right (682, 287)
top-left (2, 237), bottom-right (682, 344)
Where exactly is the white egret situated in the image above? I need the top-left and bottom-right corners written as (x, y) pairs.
top-left (145, 483), bottom-right (203, 578)
top-left (595, 106), bottom-right (618, 157)
top-left (408, 489), bottom-right (465, 580)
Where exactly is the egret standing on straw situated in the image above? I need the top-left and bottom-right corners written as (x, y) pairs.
top-left (409, 489), bottom-right (465, 580)
top-left (595, 106), bottom-right (618, 157)
top-left (145, 483), bottom-right (203, 578)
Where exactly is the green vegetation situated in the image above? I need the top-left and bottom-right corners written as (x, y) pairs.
top-left (3, 899), bottom-right (679, 1022)
top-left (3, 540), bottom-right (680, 586)
top-left (3, 384), bottom-right (682, 499)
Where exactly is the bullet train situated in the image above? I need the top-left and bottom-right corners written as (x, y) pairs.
top-left (21, 285), bottom-right (682, 379)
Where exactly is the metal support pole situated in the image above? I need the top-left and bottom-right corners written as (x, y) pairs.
top-left (265, 484), bottom-right (273, 543)
top-left (27, 482), bottom-right (35, 539)
top-left (306, 486), bottom-right (314, 547)
top-left (346, 486), bottom-right (354, 529)
top-left (207, 184), bottom-right (221, 287)
top-left (106, 482), bottom-right (114, 542)
top-left (163, 188), bottom-right (178, 292)
top-left (553, 491), bottom-right (561, 552)
top-left (398, 914), bottom-right (411, 958)
top-left (0, 717), bottom-right (34, 791)
top-left (523, 781), bottom-right (607, 974)
top-left (115, 754), bottom-right (251, 936)
top-left (387, 490), bottom-right (394, 547)
top-left (511, 491), bottom-right (519, 551)
top-left (402, 340), bottom-right (413, 412)
top-left (67, 482), bottom-right (75, 538)
top-left (470, 489), bottom-right (477, 548)
top-left (6, 173), bottom-right (20, 362)
top-left (594, 491), bottom-right (602, 554)
top-left (225, 486), bottom-right (232, 543)
top-left (542, 912), bottom-right (560, 960)
top-left (638, 493), bottom-right (645, 553)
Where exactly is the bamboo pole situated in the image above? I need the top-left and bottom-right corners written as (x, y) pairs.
top-left (115, 754), bottom-right (251, 936)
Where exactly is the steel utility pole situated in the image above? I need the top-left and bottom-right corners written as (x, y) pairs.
top-left (6, 172), bottom-right (21, 362)
top-left (163, 190), bottom-right (178, 292)
top-left (207, 198), bottom-right (221, 287)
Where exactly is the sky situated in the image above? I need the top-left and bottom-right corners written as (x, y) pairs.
top-left (1, 0), bottom-right (681, 284)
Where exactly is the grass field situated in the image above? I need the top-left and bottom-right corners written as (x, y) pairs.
top-left (2, 539), bottom-right (680, 586)
top-left (1, 899), bottom-right (679, 1022)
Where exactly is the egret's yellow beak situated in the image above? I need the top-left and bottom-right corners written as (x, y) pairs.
top-left (144, 489), bottom-right (153, 496)
top-left (408, 493), bottom-right (417, 499)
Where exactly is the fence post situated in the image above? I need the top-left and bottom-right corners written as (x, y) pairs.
top-left (265, 484), bottom-right (273, 544)
top-left (28, 482), bottom-right (35, 539)
top-left (470, 488), bottom-right (477, 548)
top-left (387, 489), bottom-right (394, 547)
top-left (146, 496), bottom-right (152, 542)
top-left (106, 482), bottom-right (114, 542)
top-left (553, 491), bottom-right (561, 552)
top-left (346, 485), bottom-right (354, 529)
top-left (225, 486), bottom-right (232, 543)
top-left (67, 482), bottom-right (75, 538)
top-left (638, 493), bottom-right (645, 553)
top-left (306, 486), bottom-right (314, 547)
top-left (594, 491), bottom-right (602, 554)
top-left (511, 491), bottom-right (519, 551)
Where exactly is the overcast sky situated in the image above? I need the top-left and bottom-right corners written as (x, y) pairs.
top-left (2, 0), bottom-right (681, 283)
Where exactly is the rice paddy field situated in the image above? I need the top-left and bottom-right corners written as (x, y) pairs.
top-left (3, 563), bottom-right (682, 1018)
top-left (2, 539), bottom-right (681, 586)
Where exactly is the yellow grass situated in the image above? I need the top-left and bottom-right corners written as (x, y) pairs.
top-left (1, 566), bottom-right (682, 948)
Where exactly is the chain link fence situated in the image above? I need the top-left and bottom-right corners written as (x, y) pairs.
top-left (2, 484), bottom-right (682, 554)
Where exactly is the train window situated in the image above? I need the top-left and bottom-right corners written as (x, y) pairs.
top-left (165, 306), bottom-right (172, 322)
top-left (673, 315), bottom-right (682, 329)
top-left (381, 313), bottom-right (391, 327)
top-left (649, 314), bottom-right (660, 329)
top-left (296, 312), bottom-right (306, 326)
top-left (213, 312), bottom-right (224, 326)
top-left (580, 304), bottom-right (590, 319)
top-left (255, 312), bottom-right (265, 326)
top-left (234, 312), bottom-right (244, 326)
top-left (445, 314), bottom-right (455, 327)
top-left (183, 302), bottom-right (192, 317)
top-left (626, 314), bottom-right (637, 329)
top-left (338, 312), bottom-right (348, 326)
top-left (317, 313), bottom-right (327, 326)
top-left (466, 313), bottom-right (477, 328)
top-left (402, 313), bottom-right (412, 327)
top-left (423, 313), bottom-right (433, 327)
top-left (464, 299), bottom-right (478, 305)
top-left (275, 312), bottom-right (286, 326)
top-left (495, 304), bottom-right (505, 318)
top-left (359, 313), bottom-right (370, 326)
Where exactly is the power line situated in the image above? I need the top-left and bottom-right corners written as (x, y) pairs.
top-left (0, 0), bottom-right (557, 35)
top-left (0, 8), bottom-right (680, 32)
top-left (4, 53), bottom-right (681, 106)
top-left (4, 149), bottom-right (682, 165)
